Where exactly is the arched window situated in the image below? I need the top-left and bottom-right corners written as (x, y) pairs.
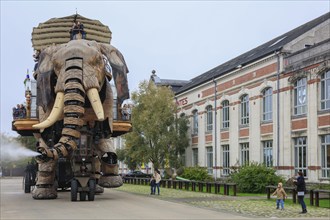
top-left (262, 88), bottom-right (273, 121)
top-left (222, 100), bottom-right (230, 128)
top-left (294, 78), bottom-right (307, 115)
top-left (205, 105), bottom-right (213, 132)
top-left (192, 110), bottom-right (198, 135)
top-left (321, 70), bottom-right (330, 110)
top-left (240, 95), bottom-right (249, 125)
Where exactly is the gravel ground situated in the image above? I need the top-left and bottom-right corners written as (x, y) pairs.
top-left (115, 184), bottom-right (330, 219)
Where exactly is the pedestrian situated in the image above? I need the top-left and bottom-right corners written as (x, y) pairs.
top-left (294, 171), bottom-right (307, 214)
top-left (150, 176), bottom-right (156, 195)
top-left (70, 21), bottom-right (79, 40)
top-left (12, 107), bottom-right (19, 119)
top-left (77, 21), bottom-right (86, 39)
top-left (154, 169), bottom-right (161, 195)
top-left (272, 182), bottom-right (287, 210)
top-left (20, 104), bottom-right (26, 118)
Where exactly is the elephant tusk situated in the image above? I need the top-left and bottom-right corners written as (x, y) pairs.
top-left (87, 88), bottom-right (105, 121)
top-left (33, 92), bottom-right (64, 129)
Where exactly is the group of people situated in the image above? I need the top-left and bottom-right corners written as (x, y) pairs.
top-left (12, 104), bottom-right (26, 119)
top-left (272, 171), bottom-right (307, 214)
top-left (150, 169), bottom-right (161, 195)
top-left (70, 20), bottom-right (86, 40)
top-left (121, 104), bottom-right (133, 121)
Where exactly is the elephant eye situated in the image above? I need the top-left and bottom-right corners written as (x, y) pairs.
top-left (102, 55), bottom-right (112, 74)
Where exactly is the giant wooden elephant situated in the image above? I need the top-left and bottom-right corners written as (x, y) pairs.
top-left (31, 39), bottom-right (129, 199)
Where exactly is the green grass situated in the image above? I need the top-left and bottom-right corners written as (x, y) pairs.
top-left (318, 198), bottom-right (330, 208)
top-left (123, 182), bottom-right (330, 209)
top-left (116, 184), bottom-right (330, 218)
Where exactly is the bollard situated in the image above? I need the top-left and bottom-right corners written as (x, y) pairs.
top-left (179, 181), bottom-right (183, 189)
top-left (206, 183), bottom-right (211, 193)
top-left (233, 184), bottom-right (237, 196)
top-left (198, 182), bottom-right (203, 192)
top-left (184, 181), bottom-right (189, 190)
top-left (192, 181), bottom-right (196, 191)
top-left (214, 183), bottom-right (219, 194)
top-left (167, 180), bottom-right (172, 188)
top-left (310, 190), bottom-right (314, 206)
top-left (173, 180), bottom-right (177, 189)
top-left (267, 187), bottom-right (271, 199)
top-left (315, 191), bottom-right (319, 207)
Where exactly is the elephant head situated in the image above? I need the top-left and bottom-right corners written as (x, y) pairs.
top-left (32, 39), bottom-right (129, 160)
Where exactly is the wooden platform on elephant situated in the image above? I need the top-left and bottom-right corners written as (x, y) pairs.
top-left (12, 119), bottom-right (40, 136)
top-left (112, 121), bottom-right (132, 137)
top-left (12, 119), bottom-right (132, 137)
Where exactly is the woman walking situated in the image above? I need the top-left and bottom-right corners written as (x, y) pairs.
top-left (154, 169), bottom-right (161, 195)
top-left (294, 171), bottom-right (307, 214)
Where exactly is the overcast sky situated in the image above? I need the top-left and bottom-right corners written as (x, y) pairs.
top-left (1, 0), bottom-right (329, 137)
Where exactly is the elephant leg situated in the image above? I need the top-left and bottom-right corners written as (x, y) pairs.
top-left (91, 157), bottom-right (104, 193)
top-left (32, 159), bottom-right (57, 199)
top-left (97, 139), bottom-right (123, 188)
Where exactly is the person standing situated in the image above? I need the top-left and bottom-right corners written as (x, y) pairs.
top-left (294, 171), bottom-right (307, 214)
top-left (272, 182), bottom-right (287, 210)
top-left (154, 169), bottom-right (161, 195)
top-left (150, 176), bottom-right (156, 195)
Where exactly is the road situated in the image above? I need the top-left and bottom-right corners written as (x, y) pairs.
top-left (1, 177), bottom-right (246, 220)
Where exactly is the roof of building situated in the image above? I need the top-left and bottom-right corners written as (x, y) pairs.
top-left (175, 12), bottom-right (330, 95)
top-left (31, 14), bottom-right (112, 50)
top-left (150, 72), bottom-right (190, 93)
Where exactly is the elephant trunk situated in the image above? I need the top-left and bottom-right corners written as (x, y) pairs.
top-left (34, 58), bottom-right (106, 161)
top-left (52, 62), bottom-right (86, 159)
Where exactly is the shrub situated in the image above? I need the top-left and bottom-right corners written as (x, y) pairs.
top-left (229, 162), bottom-right (284, 193)
top-left (180, 166), bottom-right (213, 181)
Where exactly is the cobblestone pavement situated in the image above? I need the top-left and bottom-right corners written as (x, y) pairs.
top-left (115, 184), bottom-right (330, 219)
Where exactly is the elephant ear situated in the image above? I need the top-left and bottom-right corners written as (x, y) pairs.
top-left (100, 44), bottom-right (130, 105)
top-left (36, 70), bottom-right (56, 112)
top-left (35, 49), bottom-right (57, 112)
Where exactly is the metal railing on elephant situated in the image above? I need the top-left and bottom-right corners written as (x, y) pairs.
top-left (122, 177), bottom-right (237, 196)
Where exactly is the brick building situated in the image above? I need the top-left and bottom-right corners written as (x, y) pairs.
top-left (172, 13), bottom-right (330, 183)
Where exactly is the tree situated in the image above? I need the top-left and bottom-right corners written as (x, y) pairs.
top-left (123, 81), bottom-right (189, 171)
top-left (229, 162), bottom-right (284, 193)
top-left (116, 148), bottom-right (139, 171)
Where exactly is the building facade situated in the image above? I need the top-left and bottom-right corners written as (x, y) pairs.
top-left (174, 13), bottom-right (330, 183)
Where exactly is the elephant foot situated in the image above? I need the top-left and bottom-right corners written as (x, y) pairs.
top-left (95, 184), bottom-right (104, 194)
top-left (32, 186), bottom-right (57, 199)
top-left (99, 175), bottom-right (123, 188)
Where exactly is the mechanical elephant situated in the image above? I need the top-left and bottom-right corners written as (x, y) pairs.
top-left (31, 39), bottom-right (129, 199)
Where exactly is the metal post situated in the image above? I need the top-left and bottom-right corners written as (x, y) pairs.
top-left (276, 52), bottom-right (280, 168)
top-left (213, 78), bottom-right (217, 180)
